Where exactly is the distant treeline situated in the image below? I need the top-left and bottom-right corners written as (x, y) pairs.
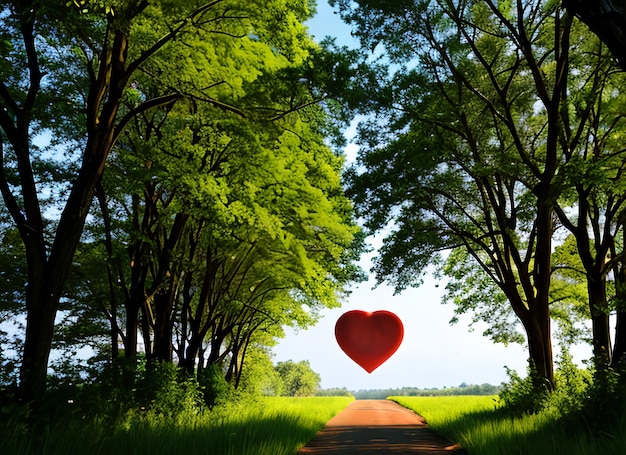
top-left (315, 388), bottom-right (355, 397)
top-left (316, 383), bottom-right (501, 399)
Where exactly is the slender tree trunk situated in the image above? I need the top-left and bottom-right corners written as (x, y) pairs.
top-left (183, 339), bottom-right (202, 374)
top-left (529, 193), bottom-right (556, 388)
top-left (120, 239), bottom-right (151, 384)
top-left (140, 300), bottom-right (153, 361)
top-left (612, 255), bottom-right (626, 367)
top-left (152, 288), bottom-right (176, 363)
top-left (206, 329), bottom-right (226, 366)
top-left (182, 318), bottom-right (211, 374)
top-left (96, 183), bottom-right (123, 381)
top-left (588, 275), bottom-right (612, 365)
top-left (124, 297), bottom-right (140, 383)
top-left (178, 282), bottom-right (188, 366)
top-left (197, 345), bottom-right (207, 381)
top-left (613, 311), bottom-right (626, 366)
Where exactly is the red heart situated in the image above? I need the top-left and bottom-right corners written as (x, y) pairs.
top-left (335, 310), bottom-right (404, 373)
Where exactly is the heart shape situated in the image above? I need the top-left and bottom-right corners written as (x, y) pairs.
top-left (335, 310), bottom-right (404, 373)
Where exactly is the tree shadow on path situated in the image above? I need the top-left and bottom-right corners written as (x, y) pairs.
top-left (297, 400), bottom-right (466, 455)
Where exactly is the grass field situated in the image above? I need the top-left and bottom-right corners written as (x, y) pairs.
top-left (5, 393), bottom-right (626, 454)
top-left (390, 395), bottom-right (626, 455)
top-left (0, 396), bottom-right (353, 455)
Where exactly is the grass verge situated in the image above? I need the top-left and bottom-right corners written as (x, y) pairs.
top-left (0, 396), bottom-right (352, 455)
top-left (389, 395), bottom-right (626, 455)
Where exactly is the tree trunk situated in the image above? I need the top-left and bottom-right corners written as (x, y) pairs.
top-left (613, 310), bottom-right (626, 366)
top-left (140, 300), bottom-right (153, 361)
top-left (182, 317), bottom-right (211, 374)
top-left (19, 288), bottom-right (57, 404)
top-left (118, 245), bottom-right (152, 385)
top-left (152, 288), bottom-right (176, 363)
top-left (197, 345), bottom-right (207, 381)
top-left (19, 161), bottom-right (106, 402)
top-left (612, 262), bottom-right (626, 366)
top-left (122, 295), bottom-right (141, 384)
top-left (524, 315), bottom-right (555, 389)
top-left (528, 192), bottom-right (556, 388)
top-left (588, 274), bottom-right (612, 365)
top-left (6, 2), bottom-right (192, 402)
top-left (182, 338), bottom-right (201, 374)
top-left (14, 18), bottom-right (135, 402)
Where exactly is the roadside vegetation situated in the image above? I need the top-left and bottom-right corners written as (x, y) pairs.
top-left (0, 397), bottom-right (353, 455)
top-left (391, 354), bottom-right (626, 455)
top-left (0, 368), bottom-right (352, 455)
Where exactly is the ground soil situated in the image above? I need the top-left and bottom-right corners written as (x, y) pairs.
top-left (297, 399), bottom-right (465, 454)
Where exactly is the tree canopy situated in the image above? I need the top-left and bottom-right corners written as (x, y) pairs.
top-left (338, 0), bottom-right (626, 388)
top-left (0, 0), bottom-right (363, 403)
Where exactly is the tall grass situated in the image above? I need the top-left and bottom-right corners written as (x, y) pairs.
top-left (0, 396), bottom-right (353, 455)
top-left (390, 395), bottom-right (626, 455)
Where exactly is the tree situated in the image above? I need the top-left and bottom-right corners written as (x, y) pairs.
top-left (274, 360), bottom-right (321, 397)
top-left (88, 47), bottom-right (363, 386)
top-left (236, 347), bottom-right (283, 396)
top-left (559, 0), bottom-right (626, 371)
top-left (338, 0), bottom-right (598, 388)
top-left (553, 55), bottom-right (626, 367)
top-left (0, 0), bottom-right (327, 403)
top-left (436, 6), bottom-right (626, 370)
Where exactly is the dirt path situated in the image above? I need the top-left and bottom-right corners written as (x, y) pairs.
top-left (297, 399), bottom-right (465, 455)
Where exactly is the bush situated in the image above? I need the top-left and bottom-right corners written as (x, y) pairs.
top-left (579, 359), bottom-right (626, 430)
top-left (136, 361), bottom-right (204, 417)
top-left (549, 351), bottom-right (591, 417)
top-left (498, 365), bottom-right (550, 415)
top-left (199, 364), bottom-right (233, 407)
top-left (499, 351), bottom-right (621, 424)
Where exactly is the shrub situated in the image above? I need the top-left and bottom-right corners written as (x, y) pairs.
top-left (498, 365), bottom-right (550, 415)
top-left (580, 359), bottom-right (626, 430)
top-left (136, 361), bottom-right (204, 417)
top-left (199, 364), bottom-right (233, 407)
top-left (548, 351), bottom-right (590, 417)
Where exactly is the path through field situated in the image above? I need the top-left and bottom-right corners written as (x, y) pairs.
top-left (297, 399), bottom-right (465, 454)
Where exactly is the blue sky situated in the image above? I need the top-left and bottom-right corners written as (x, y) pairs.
top-left (271, 1), bottom-right (541, 391)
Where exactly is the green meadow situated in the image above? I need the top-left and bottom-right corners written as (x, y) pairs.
top-left (3, 385), bottom-right (626, 454)
top-left (390, 395), bottom-right (626, 455)
top-left (0, 396), bottom-right (353, 455)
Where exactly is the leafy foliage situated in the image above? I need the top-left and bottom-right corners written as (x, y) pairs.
top-left (0, 396), bottom-right (353, 455)
top-left (443, 248), bottom-right (525, 345)
top-left (0, 0), bottom-right (363, 403)
top-left (337, 0), bottom-right (626, 390)
top-left (136, 361), bottom-right (204, 417)
top-left (274, 360), bottom-right (321, 397)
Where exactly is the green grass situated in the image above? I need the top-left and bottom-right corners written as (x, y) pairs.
top-left (0, 396), bottom-right (353, 455)
top-left (9, 392), bottom-right (626, 454)
top-left (389, 395), bottom-right (626, 455)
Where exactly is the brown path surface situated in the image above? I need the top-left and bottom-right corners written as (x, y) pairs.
top-left (297, 400), bottom-right (464, 455)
